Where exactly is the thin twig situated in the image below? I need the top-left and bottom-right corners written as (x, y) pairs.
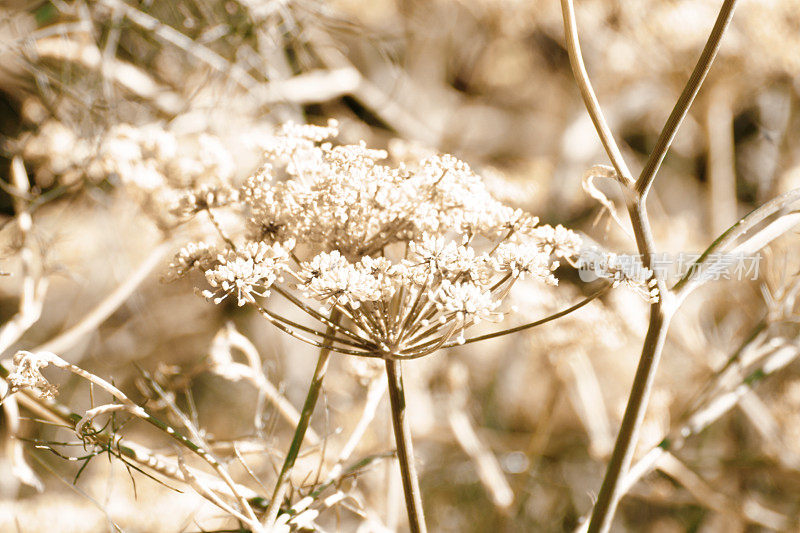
top-left (33, 36), bottom-right (182, 114)
top-left (673, 188), bottom-right (800, 298)
top-left (555, 349), bottom-right (613, 459)
top-left (705, 84), bottom-right (738, 236)
top-left (221, 324), bottom-right (320, 443)
top-left (144, 373), bottom-right (260, 524)
top-left (323, 376), bottom-right (387, 484)
top-left (0, 379), bottom-right (43, 491)
top-left (176, 453), bottom-right (264, 532)
top-left (446, 362), bottom-right (513, 510)
top-left (0, 157), bottom-right (48, 356)
top-left (25, 351), bottom-right (261, 523)
top-left (560, 0), bottom-right (634, 187)
top-left (0, 362), bottom-right (261, 505)
top-left (35, 242), bottom-right (171, 355)
top-left (658, 453), bottom-right (788, 530)
top-left (95, 0), bottom-right (259, 91)
top-left (636, 0), bottom-right (739, 197)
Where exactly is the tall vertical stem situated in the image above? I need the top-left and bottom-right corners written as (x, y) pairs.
top-left (586, 306), bottom-right (671, 533)
top-left (264, 309), bottom-right (341, 526)
top-left (559, 0), bottom-right (738, 530)
top-left (386, 358), bottom-right (427, 533)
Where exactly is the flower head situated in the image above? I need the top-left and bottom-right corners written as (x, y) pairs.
top-left (7, 351), bottom-right (65, 399)
top-left (202, 240), bottom-right (293, 306)
top-left (175, 123), bottom-right (583, 359)
top-left (494, 242), bottom-right (558, 284)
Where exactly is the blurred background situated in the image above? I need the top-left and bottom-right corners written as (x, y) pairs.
top-left (1, 0), bottom-right (799, 531)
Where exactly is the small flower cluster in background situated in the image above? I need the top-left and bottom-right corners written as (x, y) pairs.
top-left (22, 121), bottom-right (235, 190)
top-left (19, 121), bottom-right (237, 226)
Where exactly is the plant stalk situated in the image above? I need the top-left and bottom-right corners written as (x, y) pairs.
top-left (264, 308), bottom-right (341, 526)
top-left (386, 358), bottom-right (427, 533)
top-left (560, 0), bottom-right (634, 186)
top-left (586, 306), bottom-right (671, 533)
top-left (559, 0), bottom-right (739, 530)
top-left (635, 0), bottom-right (739, 197)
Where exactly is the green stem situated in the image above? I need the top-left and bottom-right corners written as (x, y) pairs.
top-left (386, 358), bottom-right (427, 533)
top-left (264, 308), bottom-right (341, 526)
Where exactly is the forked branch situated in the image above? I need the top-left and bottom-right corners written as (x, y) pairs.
top-left (558, 1), bottom-right (740, 531)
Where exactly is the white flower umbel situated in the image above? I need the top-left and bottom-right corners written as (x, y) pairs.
top-left (167, 122), bottom-right (597, 532)
top-left (171, 121), bottom-right (585, 360)
top-left (202, 240), bottom-right (294, 306)
top-left (296, 251), bottom-right (385, 309)
top-left (434, 280), bottom-right (503, 343)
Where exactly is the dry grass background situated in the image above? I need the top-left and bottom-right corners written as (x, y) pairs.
top-left (0, 0), bottom-right (799, 531)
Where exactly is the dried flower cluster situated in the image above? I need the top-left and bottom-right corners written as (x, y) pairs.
top-left (21, 121), bottom-right (236, 219)
top-left (6, 350), bottom-right (65, 399)
top-left (171, 121), bottom-right (582, 358)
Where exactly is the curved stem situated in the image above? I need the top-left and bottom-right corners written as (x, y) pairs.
top-left (204, 208), bottom-right (236, 250)
top-left (35, 242), bottom-right (172, 355)
top-left (560, 0), bottom-right (634, 187)
top-left (673, 188), bottom-right (800, 297)
top-left (408, 284), bottom-right (610, 353)
top-left (248, 297), bottom-right (374, 357)
top-left (272, 285), bottom-right (371, 344)
top-left (386, 359), bottom-right (427, 533)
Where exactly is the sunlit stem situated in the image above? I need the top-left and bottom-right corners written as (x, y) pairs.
top-left (264, 309), bottom-right (342, 526)
top-left (385, 358), bottom-right (427, 533)
top-left (397, 276), bottom-right (431, 342)
top-left (204, 207), bottom-right (236, 250)
top-left (248, 298), bottom-right (371, 356)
